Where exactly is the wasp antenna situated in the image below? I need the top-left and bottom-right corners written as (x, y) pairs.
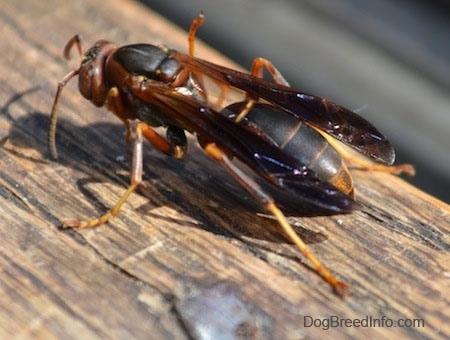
top-left (48, 69), bottom-right (80, 159)
top-left (63, 34), bottom-right (84, 60)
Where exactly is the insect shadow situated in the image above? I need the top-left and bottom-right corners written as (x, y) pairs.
top-left (4, 104), bottom-right (337, 247)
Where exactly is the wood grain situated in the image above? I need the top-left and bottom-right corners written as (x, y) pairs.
top-left (0, 0), bottom-right (449, 339)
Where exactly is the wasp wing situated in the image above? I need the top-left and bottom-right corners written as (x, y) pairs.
top-left (132, 82), bottom-right (354, 213)
top-left (172, 52), bottom-right (394, 165)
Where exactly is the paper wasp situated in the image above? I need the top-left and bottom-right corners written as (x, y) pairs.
top-left (48, 13), bottom-right (414, 296)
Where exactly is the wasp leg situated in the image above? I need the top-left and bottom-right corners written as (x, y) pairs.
top-left (188, 11), bottom-right (205, 56)
top-left (106, 85), bottom-right (186, 157)
top-left (248, 58), bottom-right (414, 176)
top-left (232, 100), bottom-right (257, 123)
top-left (250, 57), bottom-right (290, 86)
top-left (186, 12), bottom-right (235, 109)
top-left (318, 132), bottom-right (415, 176)
top-left (234, 58), bottom-right (290, 123)
top-left (247, 60), bottom-right (414, 176)
top-left (62, 122), bottom-right (147, 228)
top-left (62, 122), bottom-right (188, 229)
top-left (141, 124), bottom-right (187, 159)
top-left (106, 87), bottom-right (133, 143)
top-left (202, 142), bottom-right (349, 297)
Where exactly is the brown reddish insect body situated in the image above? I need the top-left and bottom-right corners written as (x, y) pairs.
top-left (48, 13), bottom-right (414, 296)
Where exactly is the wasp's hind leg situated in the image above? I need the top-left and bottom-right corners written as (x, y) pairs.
top-left (201, 141), bottom-right (349, 297)
top-left (319, 133), bottom-right (415, 176)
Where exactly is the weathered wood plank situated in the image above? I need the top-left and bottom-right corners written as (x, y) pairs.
top-left (0, 0), bottom-right (449, 338)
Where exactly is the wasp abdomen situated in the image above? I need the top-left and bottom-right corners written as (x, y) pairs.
top-left (227, 102), bottom-right (353, 195)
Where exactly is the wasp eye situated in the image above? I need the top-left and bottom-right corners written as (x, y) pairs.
top-left (78, 55), bottom-right (107, 107)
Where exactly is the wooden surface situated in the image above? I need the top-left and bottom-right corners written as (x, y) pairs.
top-left (0, 0), bottom-right (449, 339)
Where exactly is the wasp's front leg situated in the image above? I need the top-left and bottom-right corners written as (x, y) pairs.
top-left (62, 123), bottom-right (147, 229)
